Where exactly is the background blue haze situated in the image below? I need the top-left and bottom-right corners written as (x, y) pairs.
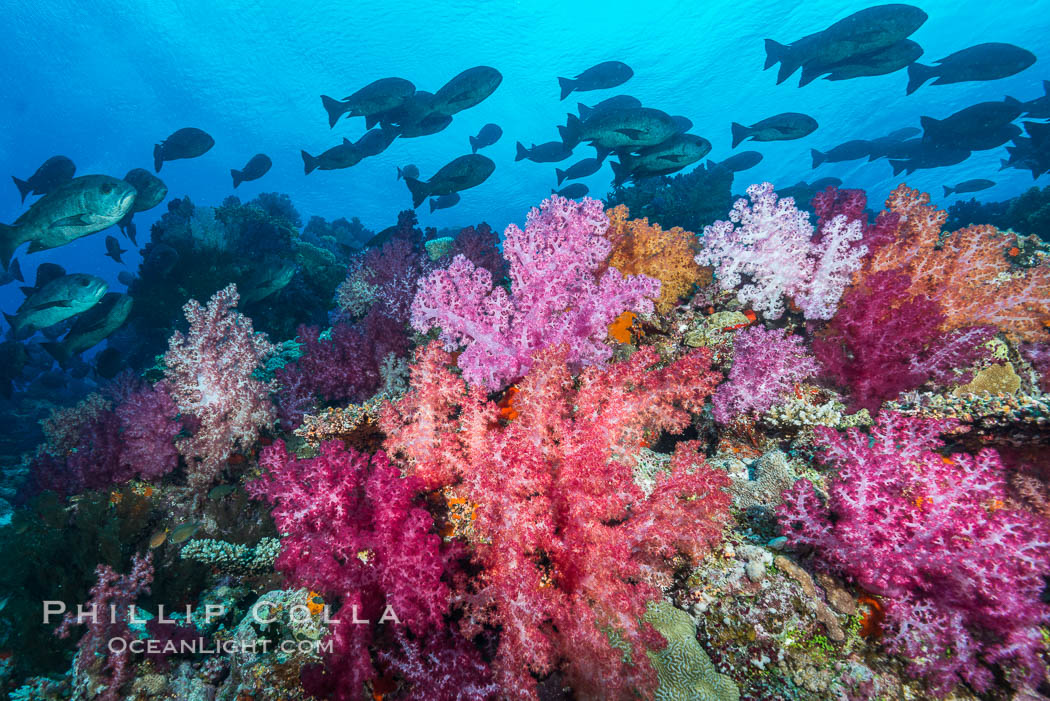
top-left (0, 0), bottom-right (1047, 316)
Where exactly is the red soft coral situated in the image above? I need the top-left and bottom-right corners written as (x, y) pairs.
top-left (382, 342), bottom-right (730, 700)
top-left (777, 413), bottom-right (1050, 696)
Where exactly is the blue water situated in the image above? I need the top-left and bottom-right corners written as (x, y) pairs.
top-left (0, 0), bottom-right (1047, 315)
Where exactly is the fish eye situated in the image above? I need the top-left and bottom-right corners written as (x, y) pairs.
top-left (101, 183), bottom-right (113, 193)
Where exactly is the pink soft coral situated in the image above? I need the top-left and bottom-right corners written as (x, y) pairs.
top-left (697, 182), bottom-right (866, 320)
top-left (712, 326), bottom-right (820, 423)
top-left (382, 342), bottom-right (729, 700)
top-left (164, 284), bottom-right (276, 491)
top-left (410, 195), bottom-right (660, 390)
top-left (777, 413), bottom-right (1050, 696)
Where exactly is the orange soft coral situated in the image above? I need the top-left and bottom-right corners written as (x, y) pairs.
top-left (858, 185), bottom-right (1050, 341)
top-left (604, 205), bottom-right (709, 314)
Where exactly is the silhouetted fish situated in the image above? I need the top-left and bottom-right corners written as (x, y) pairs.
top-left (556, 157), bottom-right (603, 185)
top-left (430, 67), bottom-right (502, 116)
top-left (731, 113), bottom-right (817, 147)
top-left (321, 77), bottom-right (415, 127)
top-left (404, 154), bottom-right (495, 208)
top-left (104, 235), bottom-right (127, 264)
top-left (470, 124), bottom-right (503, 153)
top-left (559, 61), bottom-right (633, 100)
top-left (1015, 81), bottom-right (1050, 119)
top-left (516, 141), bottom-right (573, 163)
top-left (577, 95), bottom-right (641, 120)
top-left (552, 184), bottom-right (589, 198)
top-left (398, 113), bottom-right (453, 138)
top-left (943, 179), bottom-right (994, 197)
top-left (889, 144), bottom-right (971, 175)
top-left (707, 151), bottom-right (763, 173)
top-left (920, 100), bottom-right (1023, 150)
top-left (429, 193), bottom-right (461, 212)
top-left (231, 154), bottom-right (272, 188)
top-left (801, 39), bottom-right (923, 85)
top-left (670, 116), bottom-right (693, 133)
top-left (154, 128), bottom-right (214, 172)
top-left (906, 42), bottom-right (1036, 95)
top-left (396, 164), bottom-right (419, 181)
top-left (302, 139), bottom-right (362, 174)
top-left (11, 156), bottom-right (75, 203)
top-left (811, 139), bottom-right (871, 167)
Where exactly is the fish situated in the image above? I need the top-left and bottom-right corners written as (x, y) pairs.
top-left (611, 133), bottom-right (712, 185)
top-left (11, 156), bottom-right (76, 203)
top-left (104, 235), bottom-right (127, 264)
top-left (1015, 81), bottom-right (1050, 119)
top-left (29, 262), bottom-right (66, 289)
top-left (867, 136), bottom-right (923, 161)
top-left (142, 243), bottom-right (179, 276)
top-left (811, 139), bottom-right (872, 168)
top-left (240, 260), bottom-right (297, 305)
top-left (117, 271), bottom-right (136, 287)
top-left (0, 259), bottom-right (23, 287)
top-left (555, 157), bottom-right (603, 185)
top-left (41, 292), bottom-right (132, 367)
top-left (778, 178), bottom-right (843, 205)
top-left (403, 154), bottom-right (495, 209)
top-left (396, 164), bottom-right (419, 181)
top-left (354, 126), bottom-right (399, 158)
top-left (731, 113), bottom-right (818, 147)
top-left (0, 175), bottom-right (136, 269)
top-left (943, 179), bottom-right (994, 197)
top-left (4, 273), bottom-right (108, 337)
top-left (558, 61), bottom-right (633, 100)
top-left (577, 95), bottom-right (641, 120)
top-left (149, 530), bottom-right (168, 548)
top-left (208, 484), bottom-right (236, 500)
top-left (118, 168), bottom-right (168, 245)
top-left (153, 128), bottom-right (214, 172)
top-left (301, 139), bottom-right (362, 174)
top-left (765, 4), bottom-right (928, 85)
top-left (231, 154), bottom-right (272, 188)
top-left (398, 113), bottom-right (454, 138)
top-left (802, 38), bottom-right (923, 85)
top-left (920, 100), bottom-right (1023, 150)
top-left (94, 347), bottom-right (123, 379)
top-left (907, 42), bottom-right (1036, 95)
top-left (429, 194), bottom-right (461, 212)
top-left (320, 77), bottom-right (416, 128)
top-left (552, 184), bottom-right (589, 198)
top-left (889, 145), bottom-right (971, 175)
top-left (430, 66), bottom-right (502, 116)
top-left (559, 107), bottom-right (678, 150)
top-left (670, 116), bottom-right (693, 134)
top-left (470, 123), bottom-right (503, 153)
top-left (707, 151), bottom-right (763, 173)
top-left (169, 522), bottom-right (200, 545)
top-left (516, 141), bottom-right (574, 163)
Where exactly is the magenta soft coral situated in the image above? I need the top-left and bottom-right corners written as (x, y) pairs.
top-left (712, 326), bottom-right (820, 423)
top-left (411, 195), bottom-right (661, 390)
top-left (777, 413), bottom-right (1050, 696)
top-left (247, 440), bottom-right (492, 700)
top-left (164, 284), bottom-right (276, 490)
top-left (813, 269), bottom-right (995, 412)
top-left (381, 342), bottom-right (730, 700)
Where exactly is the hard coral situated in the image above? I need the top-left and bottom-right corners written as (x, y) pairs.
top-left (381, 342), bottom-right (730, 700)
top-left (777, 413), bottom-right (1050, 696)
top-left (604, 205), bottom-right (706, 315)
top-left (411, 195), bottom-right (661, 390)
top-left (164, 284), bottom-right (276, 491)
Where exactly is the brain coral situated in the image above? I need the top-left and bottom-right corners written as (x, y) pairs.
top-left (644, 600), bottom-right (740, 701)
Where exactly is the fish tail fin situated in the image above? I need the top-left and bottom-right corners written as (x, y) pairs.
top-left (594, 145), bottom-right (611, 163)
top-left (1004, 95), bottom-right (1024, 109)
top-left (558, 76), bottom-right (575, 100)
top-left (763, 38), bottom-right (788, 70)
top-left (11, 176), bottom-right (31, 203)
top-left (919, 116), bottom-right (938, 139)
top-left (906, 63), bottom-right (935, 95)
top-left (404, 176), bottom-right (428, 209)
top-left (321, 95), bottom-right (346, 128)
top-left (9, 258), bottom-right (22, 283)
top-left (555, 168), bottom-right (566, 186)
top-left (810, 149), bottom-right (825, 168)
top-left (1000, 158), bottom-right (1010, 171)
top-left (889, 160), bottom-right (908, 176)
top-left (2, 311), bottom-right (18, 336)
top-left (301, 151), bottom-right (318, 175)
top-left (577, 102), bottom-right (592, 120)
top-left (515, 142), bottom-right (529, 162)
top-left (559, 113), bottom-right (582, 149)
top-left (943, 185), bottom-right (953, 197)
top-left (41, 341), bottom-right (70, 369)
top-left (0, 224), bottom-right (20, 270)
top-left (610, 160), bottom-right (628, 187)
top-left (429, 198), bottom-right (437, 213)
top-left (798, 63), bottom-right (822, 87)
top-left (153, 143), bottom-right (163, 172)
top-left (231, 168), bottom-right (243, 188)
top-left (730, 122), bottom-right (750, 149)
top-left (469, 135), bottom-right (479, 153)
top-left (396, 166), bottom-right (404, 180)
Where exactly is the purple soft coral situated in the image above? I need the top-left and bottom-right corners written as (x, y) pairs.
top-left (411, 195), bottom-right (660, 390)
top-left (778, 413), bottom-right (1050, 696)
top-left (712, 326), bottom-right (819, 423)
top-left (697, 182), bottom-right (866, 320)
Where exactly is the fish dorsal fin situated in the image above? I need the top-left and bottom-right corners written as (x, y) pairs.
top-left (35, 263), bottom-right (66, 288)
top-left (343, 137), bottom-right (353, 146)
top-left (19, 286), bottom-right (34, 297)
